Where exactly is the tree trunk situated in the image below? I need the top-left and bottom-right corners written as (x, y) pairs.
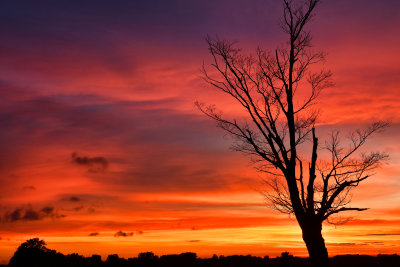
top-left (301, 222), bottom-right (329, 266)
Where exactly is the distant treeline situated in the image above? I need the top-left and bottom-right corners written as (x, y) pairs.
top-left (6, 238), bottom-right (400, 267)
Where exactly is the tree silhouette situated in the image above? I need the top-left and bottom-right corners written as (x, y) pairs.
top-left (197, 0), bottom-right (388, 266)
top-left (8, 238), bottom-right (64, 267)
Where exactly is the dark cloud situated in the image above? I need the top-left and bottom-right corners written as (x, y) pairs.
top-left (188, 240), bottom-right (201, 243)
top-left (136, 230), bottom-right (144, 235)
top-left (2, 205), bottom-right (65, 222)
top-left (6, 208), bottom-right (22, 222)
top-left (72, 153), bottom-right (108, 172)
top-left (41, 206), bottom-right (54, 215)
top-left (22, 208), bottom-right (40, 220)
top-left (114, 230), bottom-right (133, 237)
top-left (68, 196), bottom-right (81, 202)
top-left (88, 232), bottom-right (99, 236)
top-left (59, 193), bottom-right (117, 203)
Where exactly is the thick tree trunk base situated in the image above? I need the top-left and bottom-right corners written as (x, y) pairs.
top-left (302, 224), bottom-right (329, 266)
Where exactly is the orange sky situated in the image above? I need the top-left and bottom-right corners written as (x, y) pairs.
top-left (0, 0), bottom-right (399, 264)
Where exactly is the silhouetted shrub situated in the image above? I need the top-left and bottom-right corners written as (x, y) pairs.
top-left (9, 238), bottom-right (65, 267)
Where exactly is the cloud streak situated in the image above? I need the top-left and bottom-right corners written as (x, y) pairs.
top-left (89, 232), bottom-right (99, 237)
top-left (72, 153), bottom-right (108, 172)
top-left (2, 205), bottom-right (65, 222)
top-left (114, 230), bottom-right (133, 237)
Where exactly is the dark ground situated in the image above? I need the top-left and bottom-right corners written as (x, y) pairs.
top-left (6, 238), bottom-right (400, 267)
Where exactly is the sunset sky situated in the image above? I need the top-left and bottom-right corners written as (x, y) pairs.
top-left (1, 0), bottom-right (400, 264)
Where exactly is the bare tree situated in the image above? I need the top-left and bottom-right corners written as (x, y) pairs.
top-left (197, 0), bottom-right (388, 266)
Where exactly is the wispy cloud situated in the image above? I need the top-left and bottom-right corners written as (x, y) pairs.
top-left (88, 232), bottom-right (99, 237)
top-left (72, 153), bottom-right (108, 172)
top-left (114, 230), bottom-right (133, 237)
top-left (2, 205), bottom-right (65, 222)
